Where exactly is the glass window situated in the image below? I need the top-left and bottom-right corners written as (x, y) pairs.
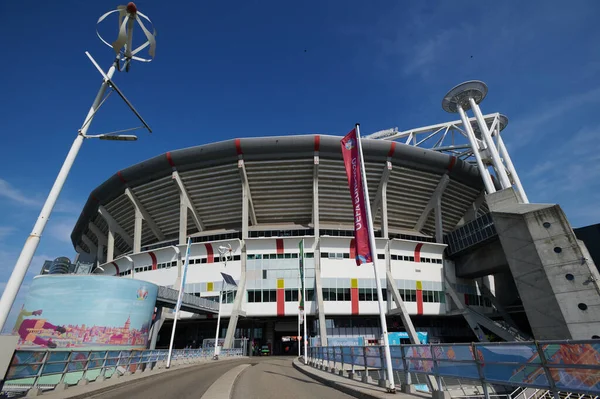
top-left (248, 254), bottom-right (255, 260)
top-left (409, 256), bottom-right (415, 262)
top-left (269, 290), bottom-right (277, 302)
top-left (285, 290), bottom-right (292, 302)
top-left (343, 253), bottom-right (350, 259)
top-left (292, 290), bottom-right (299, 302)
top-left (284, 253), bottom-right (291, 259)
top-left (248, 291), bottom-right (255, 302)
top-left (377, 254), bottom-right (385, 260)
top-left (358, 288), bottom-right (366, 301)
top-left (255, 290), bottom-right (262, 302)
top-left (277, 254), bottom-right (284, 259)
top-left (306, 253), bottom-right (314, 258)
top-left (269, 254), bottom-right (277, 260)
top-left (262, 270), bottom-right (267, 279)
top-left (307, 289), bottom-right (314, 301)
top-left (291, 253), bottom-right (298, 258)
top-left (321, 252), bottom-right (329, 258)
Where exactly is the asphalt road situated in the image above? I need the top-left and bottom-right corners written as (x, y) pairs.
top-left (88, 358), bottom-right (250, 399)
top-left (85, 356), bottom-right (351, 399)
top-left (232, 357), bottom-right (354, 399)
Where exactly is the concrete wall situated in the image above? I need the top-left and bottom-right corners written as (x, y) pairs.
top-left (488, 188), bottom-right (600, 340)
top-left (454, 239), bottom-right (508, 279)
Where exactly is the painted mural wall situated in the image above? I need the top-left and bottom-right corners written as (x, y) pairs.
top-left (13, 275), bottom-right (157, 350)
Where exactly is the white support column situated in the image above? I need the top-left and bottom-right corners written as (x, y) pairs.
top-left (241, 172), bottom-right (250, 240)
top-left (98, 205), bottom-right (134, 249)
top-left (106, 227), bottom-right (115, 262)
top-left (125, 188), bottom-right (166, 242)
top-left (172, 171), bottom-right (204, 232)
top-left (312, 147), bottom-right (327, 346)
top-left (178, 193), bottom-right (188, 246)
top-left (88, 223), bottom-right (107, 266)
top-left (414, 174), bottom-right (450, 232)
top-left (133, 206), bottom-right (142, 254)
top-left (238, 159), bottom-right (257, 227)
top-left (469, 99), bottom-right (512, 189)
top-left (371, 161), bottom-right (392, 220)
top-left (434, 195), bottom-right (443, 244)
top-left (224, 239), bottom-right (246, 349)
top-left (495, 131), bottom-right (529, 203)
top-left (457, 106), bottom-right (496, 194)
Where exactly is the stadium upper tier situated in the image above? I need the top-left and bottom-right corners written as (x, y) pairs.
top-left (71, 135), bottom-right (486, 255)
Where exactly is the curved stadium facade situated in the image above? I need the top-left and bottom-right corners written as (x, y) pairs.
top-left (70, 134), bottom-right (498, 352)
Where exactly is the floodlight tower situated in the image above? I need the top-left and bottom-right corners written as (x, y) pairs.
top-left (442, 81), bottom-right (529, 203)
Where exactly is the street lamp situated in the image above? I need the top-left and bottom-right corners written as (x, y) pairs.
top-left (0, 3), bottom-right (156, 332)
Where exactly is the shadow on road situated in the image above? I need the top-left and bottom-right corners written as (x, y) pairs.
top-left (262, 369), bottom-right (324, 386)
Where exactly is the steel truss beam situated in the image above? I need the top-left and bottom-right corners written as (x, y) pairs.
top-left (414, 174), bottom-right (450, 232)
top-left (97, 205), bottom-right (134, 248)
top-left (125, 188), bottom-right (166, 241)
top-left (172, 171), bottom-right (204, 232)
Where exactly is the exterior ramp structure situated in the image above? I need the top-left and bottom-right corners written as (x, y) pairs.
top-left (487, 188), bottom-right (600, 340)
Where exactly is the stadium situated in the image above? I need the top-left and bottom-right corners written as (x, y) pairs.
top-left (65, 82), bottom-right (600, 355)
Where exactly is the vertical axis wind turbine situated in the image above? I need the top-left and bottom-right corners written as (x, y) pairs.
top-left (0, 2), bottom-right (157, 332)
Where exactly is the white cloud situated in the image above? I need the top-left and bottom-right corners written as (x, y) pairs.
top-left (0, 178), bottom-right (82, 215)
top-left (508, 87), bottom-right (600, 151)
top-left (47, 218), bottom-right (77, 244)
top-left (0, 227), bottom-right (15, 242)
top-left (0, 178), bottom-right (39, 207)
top-left (524, 124), bottom-right (600, 224)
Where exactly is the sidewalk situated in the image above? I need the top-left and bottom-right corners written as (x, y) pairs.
top-left (292, 359), bottom-right (430, 399)
top-left (24, 356), bottom-right (246, 399)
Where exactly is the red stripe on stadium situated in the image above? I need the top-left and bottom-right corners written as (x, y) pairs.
top-left (112, 262), bottom-right (119, 276)
top-left (276, 239), bottom-right (284, 255)
top-left (414, 243), bottom-right (423, 263)
top-left (314, 135), bottom-right (321, 152)
top-left (277, 289), bottom-right (285, 316)
top-left (235, 138), bottom-right (243, 155)
top-left (417, 290), bottom-right (424, 315)
top-left (350, 239), bottom-right (356, 260)
top-left (205, 243), bottom-right (214, 263)
top-left (166, 152), bottom-right (175, 167)
top-left (117, 171), bottom-right (126, 183)
top-left (387, 142), bottom-right (396, 158)
top-left (149, 252), bottom-right (157, 270)
top-left (447, 156), bottom-right (457, 172)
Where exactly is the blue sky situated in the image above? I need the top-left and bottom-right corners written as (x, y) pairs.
top-left (1, 1), bottom-right (600, 330)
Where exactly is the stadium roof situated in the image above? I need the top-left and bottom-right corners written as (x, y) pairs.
top-left (71, 135), bottom-right (486, 254)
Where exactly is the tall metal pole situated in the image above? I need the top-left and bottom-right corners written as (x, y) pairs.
top-left (496, 132), bottom-right (529, 203)
top-left (167, 238), bottom-right (191, 368)
top-left (302, 238), bottom-right (308, 364)
top-left (469, 99), bottom-right (511, 189)
top-left (356, 124), bottom-right (396, 393)
top-left (0, 61), bottom-right (117, 332)
top-left (456, 106), bottom-right (496, 194)
top-left (213, 279), bottom-right (225, 359)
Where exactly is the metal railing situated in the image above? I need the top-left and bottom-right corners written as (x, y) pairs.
top-left (1, 347), bottom-right (243, 395)
top-left (307, 340), bottom-right (600, 398)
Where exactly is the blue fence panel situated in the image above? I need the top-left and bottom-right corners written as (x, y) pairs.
top-left (436, 361), bottom-right (480, 379)
top-left (365, 347), bottom-right (381, 368)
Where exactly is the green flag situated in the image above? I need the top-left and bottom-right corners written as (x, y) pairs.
top-left (299, 240), bottom-right (304, 312)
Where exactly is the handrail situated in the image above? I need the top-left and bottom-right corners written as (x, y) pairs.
top-left (1, 347), bottom-right (244, 394)
top-left (306, 339), bottom-right (600, 398)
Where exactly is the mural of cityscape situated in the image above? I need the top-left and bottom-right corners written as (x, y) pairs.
top-left (13, 275), bottom-right (158, 350)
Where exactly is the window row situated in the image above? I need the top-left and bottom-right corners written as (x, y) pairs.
top-left (188, 255), bottom-right (241, 264)
top-left (247, 253), bottom-right (314, 260)
top-left (246, 289), bottom-right (316, 303)
top-left (321, 252), bottom-right (442, 264)
top-left (390, 255), bottom-right (443, 264)
top-left (320, 288), bottom-right (446, 303)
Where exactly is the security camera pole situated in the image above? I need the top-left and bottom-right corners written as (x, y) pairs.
top-left (0, 2), bottom-right (156, 332)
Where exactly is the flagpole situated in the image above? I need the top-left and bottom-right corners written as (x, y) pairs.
top-left (298, 265), bottom-right (301, 358)
top-left (302, 238), bottom-right (308, 364)
top-left (167, 237), bottom-right (191, 369)
top-left (356, 124), bottom-right (396, 393)
top-left (213, 277), bottom-right (225, 360)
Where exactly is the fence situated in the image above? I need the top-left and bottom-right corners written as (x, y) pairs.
top-left (308, 340), bottom-right (600, 397)
top-left (1, 347), bottom-right (243, 395)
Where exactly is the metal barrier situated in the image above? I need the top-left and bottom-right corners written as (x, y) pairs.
top-left (307, 340), bottom-right (600, 398)
top-left (1, 347), bottom-right (243, 395)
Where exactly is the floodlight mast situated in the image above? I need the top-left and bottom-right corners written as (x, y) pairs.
top-left (0, 2), bottom-right (156, 332)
